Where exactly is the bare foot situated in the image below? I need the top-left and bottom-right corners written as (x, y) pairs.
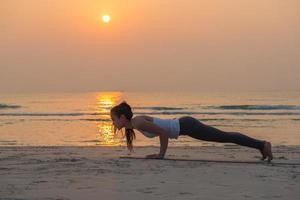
top-left (259, 149), bottom-right (267, 161)
top-left (260, 141), bottom-right (273, 162)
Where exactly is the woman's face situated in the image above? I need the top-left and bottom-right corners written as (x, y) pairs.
top-left (110, 112), bottom-right (125, 130)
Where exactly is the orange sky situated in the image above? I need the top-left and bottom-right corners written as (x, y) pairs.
top-left (1, 0), bottom-right (299, 93)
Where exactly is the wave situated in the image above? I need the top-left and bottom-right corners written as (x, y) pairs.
top-left (200, 118), bottom-right (276, 122)
top-left (0, 140), bottom-right (17, 145)
top-left (5, 118), bottom-right (292, 123)
top-left (0, 104), bottom-right (21, 109)
top-left (132, 105), bottom-right (300, 111)
top-left (19, 118), bottom-right (111, 122)
top-left (135, 111), bottom-right (300, 116)
top-left (208, 105), bottom-right (300, 110)
top-left (1, 110), bottom-right (300, 117)
top-left (133, 106), bottom-right (186, 110)
top-left (0, 112), bottom-right (107, 117)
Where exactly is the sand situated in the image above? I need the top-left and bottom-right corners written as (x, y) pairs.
top-left (0, 145), bottom-right (299, 200)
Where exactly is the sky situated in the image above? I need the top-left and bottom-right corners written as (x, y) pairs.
top-left (1, 0), bottom-right (300, 93)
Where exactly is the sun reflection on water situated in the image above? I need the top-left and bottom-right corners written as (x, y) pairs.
top-left (95, 92), bottom-right (124, 146)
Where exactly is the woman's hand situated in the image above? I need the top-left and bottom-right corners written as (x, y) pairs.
top-left (146, 154), bottom-right (164, 159)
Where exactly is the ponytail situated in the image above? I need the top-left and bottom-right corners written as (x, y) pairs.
top-left (125, 128), bottom-right (135, 152)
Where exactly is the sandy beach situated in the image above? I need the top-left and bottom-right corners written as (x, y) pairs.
top-left (1, 145), bottom-right (299, 200)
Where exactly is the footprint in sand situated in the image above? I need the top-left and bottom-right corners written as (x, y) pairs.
top-left (278, 156), bottom-right (288, 160)
top-left (178, 191), bottom-right (193, 195)
top-left (136, 186), bottom-right (158, 194)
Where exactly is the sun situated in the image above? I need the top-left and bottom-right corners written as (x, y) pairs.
top-left (102, 15), bottom-right (110, 23)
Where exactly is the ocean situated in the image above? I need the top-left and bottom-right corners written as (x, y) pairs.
top-left (0, 91), bottom-right (299, 147)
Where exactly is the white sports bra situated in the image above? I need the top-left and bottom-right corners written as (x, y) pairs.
top-left (139, 117), bottom-right (180, 139)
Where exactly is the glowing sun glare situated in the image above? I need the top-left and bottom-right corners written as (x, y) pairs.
top-left (102, 15), bottom-right (110, 23)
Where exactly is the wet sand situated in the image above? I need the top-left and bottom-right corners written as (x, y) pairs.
top-left (0, 145), bottom-right (299, 200)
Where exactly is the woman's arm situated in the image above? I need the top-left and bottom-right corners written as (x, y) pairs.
top-left (158, 131), bottom-right (169, 157)
top-left (132, 116), bottom-right (170, 158)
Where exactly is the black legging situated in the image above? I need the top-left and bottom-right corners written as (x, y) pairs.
top-left (179, 116), bottom-right (264, 150)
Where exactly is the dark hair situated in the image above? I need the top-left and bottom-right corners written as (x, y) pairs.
top-left (110, 101), bottom-right (135, 151)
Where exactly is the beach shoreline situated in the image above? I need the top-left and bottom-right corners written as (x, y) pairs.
top-left (1, 145), bottom-right (299, 199)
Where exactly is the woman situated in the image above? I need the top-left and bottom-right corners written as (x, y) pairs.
top-left (110, 101), bottom-right (273, 161)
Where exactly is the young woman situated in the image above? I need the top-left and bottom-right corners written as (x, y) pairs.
top-left (110, 101), bottom-right (273, 161)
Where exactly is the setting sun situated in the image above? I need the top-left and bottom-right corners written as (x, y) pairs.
top-left (102, 15), bottom-right (110, 23)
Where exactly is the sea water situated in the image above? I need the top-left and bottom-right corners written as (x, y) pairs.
top-left (0, 91), bottom-right (299, 147)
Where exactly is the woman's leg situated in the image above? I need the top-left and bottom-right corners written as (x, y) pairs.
top-left (179, 116), bottom-right (273, 160)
